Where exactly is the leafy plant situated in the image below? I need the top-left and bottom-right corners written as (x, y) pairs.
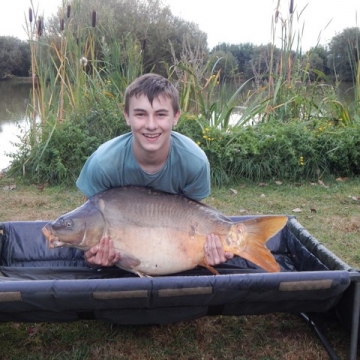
top-left (177, 116), bottom-right (360, 185)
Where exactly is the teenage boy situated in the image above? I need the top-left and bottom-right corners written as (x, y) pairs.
top-left (76, 73), bottom-right (233, 268)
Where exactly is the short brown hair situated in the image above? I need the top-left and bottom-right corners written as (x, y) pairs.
top-left (124, 73), bottom-right (180, 114)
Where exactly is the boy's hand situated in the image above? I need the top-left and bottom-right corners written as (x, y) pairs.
top-left (84, 236), bottom-right (121, 267)
top-left (204, 234), bottom-right (233, 265)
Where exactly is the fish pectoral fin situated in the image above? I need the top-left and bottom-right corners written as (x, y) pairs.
top-left (135, 271), bottom-right (152, 278)
top-left (115, 251), bottom-right (141, 271)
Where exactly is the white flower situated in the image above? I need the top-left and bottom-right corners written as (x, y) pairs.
top-left (79, 57), bottom-right (88, 67)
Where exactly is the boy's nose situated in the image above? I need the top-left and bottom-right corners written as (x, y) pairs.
top-left (146, 115), bottom-right (157, 129)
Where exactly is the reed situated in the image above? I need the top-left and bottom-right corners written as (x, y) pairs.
top-left (19, 0), bottom-right (143, 180)
top-left (353, 31), bottom-right (360, 117)
top-left (25, 1), bottom-right (41, 147)
top-left (25, 0), bottom-right (142, 125)
top-left (170, 39), bottom-right (255, 130)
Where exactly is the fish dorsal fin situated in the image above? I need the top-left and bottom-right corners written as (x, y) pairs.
top-left (228, 216), bottom-right (288, 272)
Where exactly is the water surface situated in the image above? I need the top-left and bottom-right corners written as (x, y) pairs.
top-left (0, 81), bottom-right (31, 171)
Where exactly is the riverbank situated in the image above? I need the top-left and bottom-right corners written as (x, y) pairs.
top-left (0, 76), bottom-right (33, 83)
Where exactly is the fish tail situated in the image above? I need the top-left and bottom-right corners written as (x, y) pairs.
top-left (225, 216), bottom-right (288, 272)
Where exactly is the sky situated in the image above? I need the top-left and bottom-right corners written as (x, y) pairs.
top-left (0, 0), bottom-right (359, 50)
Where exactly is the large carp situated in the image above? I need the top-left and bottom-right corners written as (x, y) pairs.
top-left (42, 186), bottom-right (287, 276)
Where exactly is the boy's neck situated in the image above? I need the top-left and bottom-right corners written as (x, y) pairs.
top-left (133, 145), bottom-right (170, 174)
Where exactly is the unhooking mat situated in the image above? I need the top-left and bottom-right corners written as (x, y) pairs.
top-left (0, 216), bottom-right (353, 325)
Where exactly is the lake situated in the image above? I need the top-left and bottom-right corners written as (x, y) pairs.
top-left (0, 81), bottom-right (32, 171)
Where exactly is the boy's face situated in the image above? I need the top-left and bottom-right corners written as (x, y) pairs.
top-left (124, 94), bottom-right (180, 155)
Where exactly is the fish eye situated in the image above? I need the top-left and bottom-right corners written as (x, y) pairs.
top-left (65, 219), bottom-right (73, 228)
top-left (58, 218), bottom-right (73, 228)
top-left (53, 217), bottom-right (73, 231)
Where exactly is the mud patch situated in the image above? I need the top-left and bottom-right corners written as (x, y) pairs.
top-left (331, 216), bottom-right (360, 233)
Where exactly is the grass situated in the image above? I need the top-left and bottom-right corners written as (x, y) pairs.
top-left (0, 177), bottom-right (359, 359)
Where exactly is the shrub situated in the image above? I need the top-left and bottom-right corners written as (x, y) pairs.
top-left (177, 117), bottom-right (360, 185)
top-left (8, 104), bottom-right (129, 185)
top-left (314, 124), bottom-right (360, 176)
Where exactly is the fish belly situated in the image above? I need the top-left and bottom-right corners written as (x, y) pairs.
top-left (111, 226), bottom-right (206, 276)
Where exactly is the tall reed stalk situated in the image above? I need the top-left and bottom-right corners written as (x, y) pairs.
top-left (20, 0), bottom-right (143, 179)
top-left (169, 37), bottom-right (257, 130)
top-left (26, 1), bottom-right (42, 146)
top-left (248, 0), bottom-right (342, 124)
top-left (25, 0), bottom-right (144, 125)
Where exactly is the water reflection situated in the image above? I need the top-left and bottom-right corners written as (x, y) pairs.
top-left (0, 81), bottom-right (31, 170)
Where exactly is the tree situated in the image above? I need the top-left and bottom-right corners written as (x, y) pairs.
top-left (246, 44), bottom-right (281, 81)
top-left (45, 0), bottom-right (208, 76)
top-left (0, 37), bottom-right (30, 78)
top-left (305, 45), bottom-right (331, 80)
top-left (327, 27), bottom-right (360, 82)
top-left (144, 15), bottom-right (207, 75)
top-left (13, 42), bottom-right (31, 77)
top-left (208, 50), bottom-right (238, 81)
top-left (212, 42), bottom-right (255, 76)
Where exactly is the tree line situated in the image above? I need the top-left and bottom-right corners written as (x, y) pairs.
top-left (0, 37), bottom-right (31, 78)
top-left (0, 0), bottom-right (359, 83)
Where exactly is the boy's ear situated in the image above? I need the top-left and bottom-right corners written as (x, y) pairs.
top-left (124, 111), bottom-right (131, 126)
top-left (173, 110), bottom-right (181, 126)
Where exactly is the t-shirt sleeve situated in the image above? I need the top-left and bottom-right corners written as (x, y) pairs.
top-left (181, 160), bottom-right (211, 201)
top-left (76, 155), bottom-right (112, 198)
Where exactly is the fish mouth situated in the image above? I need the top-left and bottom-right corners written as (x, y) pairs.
top-left (42, 225), bottom-right (65, 248)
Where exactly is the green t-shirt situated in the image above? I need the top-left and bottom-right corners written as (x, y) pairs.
top-left (76, 131), bottom-right (210, 201)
